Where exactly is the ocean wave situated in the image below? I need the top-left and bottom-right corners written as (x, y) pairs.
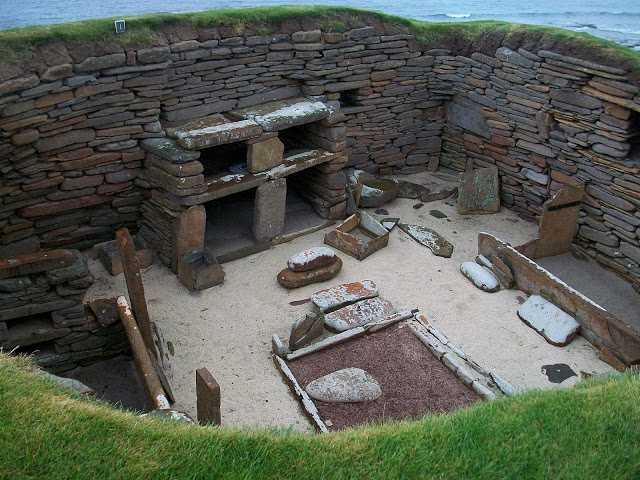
top-left (445, 13), bottom-right (471, 18)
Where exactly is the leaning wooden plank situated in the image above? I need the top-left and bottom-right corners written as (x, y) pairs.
top-left (286, 327), bottom-right (366, 361)
top-left (116, 296), bottom-right (169, 410)
top-left (273, 355), bottom-right (327, 434)
top-left (116, 227), bottom-right (157, 359)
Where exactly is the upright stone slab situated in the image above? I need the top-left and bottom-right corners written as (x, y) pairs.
top-left (246, 136), bottom-right (284, 173)
top-left (253, 179), bottom-right (286, 241)
top-left (172, 205), bottom-right (205, 273)
top-left (458, 167), bottom-right (500, 215)
top-left (534, 184), bottom-right (585, 259)
top-left (196, 367), bottom-right (221, 426)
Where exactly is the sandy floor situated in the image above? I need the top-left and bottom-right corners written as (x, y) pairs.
top-left (84, 172), bottom-right (617, 432)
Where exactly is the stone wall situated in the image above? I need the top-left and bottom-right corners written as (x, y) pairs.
top-left (0, 249), bottom-right (129, 372)
top-left (0, 16), bottom-right (639, 285)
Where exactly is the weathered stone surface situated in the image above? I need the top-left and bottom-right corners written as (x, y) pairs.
top-left (398, 223), bottom-right (454, 258)
top-left (1, 318), bottom-right (71, 349)
top-left (288, 246), bottom-right (336, 272)
top-left (488, 256), bottom-right (514, 289)
top-left (358, 177), bottom-right (400, 208)
top-left (172, 205), bottom-right (205, 273)
top-left (137, 46), bottom-right (171, 64)
top-left (75, 54), bottom-right (126, 72)
top-left (253, 179), bottom-right (286, 241)
top-left (421, 187), bottom-right (457, 202)
top-left (305, 368), bottom-right (382, 403)
top-left (549, 89), bottom-right (602, 109)
top-left (460, 262), bottom-right (500, 293)
top-left (177, 249), bottom-right (225, 291)
top-left (247, 136), bottom-right (284, 173)
top-left (289, 312), bottom-right (324, 351)
top-left (87, 297), bottom-right (120, 327)
top-left (0, 249), bottom-right (77, 279)
top-left (277, 257), bottom-right (342, 289)
top-left (230, 97), bottom-right (330, 132)
top-left (0, 75), bottom-right (39, 96)
top-left (168, 114), bottom-right (263, 150)
top-left (35, 129), bottom-right (96, 153)
top-left (141, 138), bottom-right (201, 164)
top-left (445, 102), bottom-right (490, 139)
top-left (458, 167), bottom-right (500, 215)
top-left (397, 181), bottom-right (431, 199)
top-left (535, 184), bottom-right (584, 259)
top-left (312, 279), bottom-right (378, 312)
top-left (578, 226), bottom-right (619, 247)
top-left (324, 296), bottom-right (396, 332)
top-left (518, 295), bottom-right (581, 347)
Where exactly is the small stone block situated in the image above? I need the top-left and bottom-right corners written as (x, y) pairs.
top-left (456, 365), bottom-right (476, 385)
top-left (518, 295), bottom-right (580, 346)
top-left (460, 262), bottom-right (500, 293)
top-left (247, 136), bottom-right (284, 173)
top-left (442, 352), bottom-right (462, 373)
top-left (196, 367), bottom-right (221, 426)
top-left (472, 381), bottom-right (497, 400)
top-left (457, 166), bottom-right (500, 215)
top-left (272, 334), bottom-right (286, 356)
top-left (288, 247), bottom-right (336, 272)
top-left (277, 257), bottom-right (342, 289)
top-left (87, 297), bottom-right (120, 327)
top-left (290, 312), bottom-right (325, 350)
top-left (178, 250), bottom-right (225, 291)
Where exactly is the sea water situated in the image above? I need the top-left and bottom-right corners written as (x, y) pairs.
top-left (1, 0), bottom-right (639, 49)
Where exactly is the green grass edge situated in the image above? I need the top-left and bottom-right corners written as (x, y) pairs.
top-left (0, 5), bottom-right (639, 72)
top-left (1, 352), bottom-right (639, 479)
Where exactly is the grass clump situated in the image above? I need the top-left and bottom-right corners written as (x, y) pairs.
top-left (1, 351), bottom-right (639, 479)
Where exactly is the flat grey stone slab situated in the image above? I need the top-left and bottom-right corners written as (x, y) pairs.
top-left (458, 166), bottom-right (500, 215)
top-left (398, 223), bottom-right (454, 258)
top-left (311, 280), bottom-right (378, 312)
top-left (518, 295), bottom-right (580, 346)
top-left (324, 296), bottom-right (396, 332)
top-left (166, 114), bottom-right (263, 150)
top-left (288, 247), bottom-right (336, 272)
top-left (141, 138), bottom-right (201, 163)
top-left (230, 97), bottom-right (330, 131)
top-left (305, 367), bottom-right (382, 403)
top-left (460, 262), bottom-right (500, 293)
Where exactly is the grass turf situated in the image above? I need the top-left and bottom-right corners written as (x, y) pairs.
top-left (1, 352), bottom-right (639, 479)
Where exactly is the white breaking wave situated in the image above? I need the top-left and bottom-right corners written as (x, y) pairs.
top-left (445, 13), bottom-right (472, 18)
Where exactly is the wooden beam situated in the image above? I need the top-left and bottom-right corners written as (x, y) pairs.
top-left (196, 368), bottom-right (221, 426)
top-left (116, 227), bottom-right (157, 359)
top-left (116, 296), bottom-right (169, 410)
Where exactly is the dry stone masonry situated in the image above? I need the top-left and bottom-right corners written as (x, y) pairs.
top-left (1, 15), bottom-right (639, 290)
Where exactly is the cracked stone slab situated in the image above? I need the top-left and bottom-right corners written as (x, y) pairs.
top-left (324, 296), bottom-right (396, 332)
top-left (305, 367), bottom-right (382, 403)
top-left (398, 223), bottom-right (454, 258)
top-left (518, 295), bottom-right (580, 346)
top-left (311, 280), bottom-right (378, 312)
top-left (229, 97), bottom-right (330, 131)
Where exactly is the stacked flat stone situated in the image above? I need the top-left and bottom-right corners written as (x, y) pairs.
top-left (277, 247), bottom-right (342, 288)
top-left (0, 21), bottom-right (638, 288)
top-left (0, 249), bottom-right (129, 372)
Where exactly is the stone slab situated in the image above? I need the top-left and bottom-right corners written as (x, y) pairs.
top-left (253, 178), bottom-right (286, 241)
top-left (288, 247), bottom-right (336, 272)
top-left (460, 262), bottom-right (500, 293)
top-left (86, 297), bottom-right (120, 327)
top-left (324, 296), bottom-right (396, 332)
top-left (1, 318), bottom-right (71, 349)
top-left (458, 167), bottom-right (500, 215)
top-left (305, 368), bottom-right (382, 403)
top-left (534, 184), bottom-right (585, 259)
top-left (247, 136), bottom-right (284, 174)
top-left (0, 249), bottom-right (77, 279)
top-left (311, 279), bottom-right (378, 312)
top-left (229, 97), bottom-right (330, 132)
top-left (168, 114), bottom-right (263, 150)
top-left (277, 257), bottom-right (342, 289)
top-left (518, 295), bottom-right (581, 347)
top-left (445, 102), bottom-right (491, 139)
top-left (172, 205), bottom-right (206, 274)
top-left (141, 138), bottom-right (201, 164)
top-left (324, 212), bottom-right (389, 261)
top-left (398, 223), bottom-right (454, 258)
top-left (289, 312), bottom-right (325, 351)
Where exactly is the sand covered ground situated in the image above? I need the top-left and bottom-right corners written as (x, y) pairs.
top-left (84, 172), bottom-right (616, 431)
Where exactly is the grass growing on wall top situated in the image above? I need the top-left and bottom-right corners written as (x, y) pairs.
top-left (1, 351), bottom-right (639, 479)
top-left (1, 5), bottom-right (639, 70)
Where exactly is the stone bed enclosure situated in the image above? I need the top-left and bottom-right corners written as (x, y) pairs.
top-left (1, 12), bottom-right (640, 372)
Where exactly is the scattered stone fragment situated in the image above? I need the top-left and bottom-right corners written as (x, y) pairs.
top-left (413, 203), bottom-right (424, 209)
top-left (289, 298), bottom-right (311, 306)
top-left (429, 209), bottom-right (447, 219)
top-left (518, 295), bottom-right (580, 346)
top-left (420, 187), bottom-right (457, 202)
top-left (290, 312), bottom-right (325, 350)
top-left (380, 217), bottom-right (400, 231)
top-left (277, 257), bottom-right (342, 289)
top-left (305, 367), bottom-right (382, 403)
top-left (374, 208), bottom-right (389, 215)
top-left (397, 181), bottom-right (431, 199)
top-left (324, 296), bottom-right (396, 332)
top-left (86, 297), bottom-right (119, 327)
top-left (541, 363), bottom-right (577, 384)
top-left (358, 178), bottom-right (401, 208)
top-left (311, 280), bottom-right (378, 312)
top-left (288, 247), bottom-right (336, 272)
top-left (458, 167), bottom-right (500, 215)
top-left (398, 223), bottom-right (454, 258)
top-left (272, 333), bottom-right (286, 356)
top-left (460, 262), bottom-right (500, 293)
